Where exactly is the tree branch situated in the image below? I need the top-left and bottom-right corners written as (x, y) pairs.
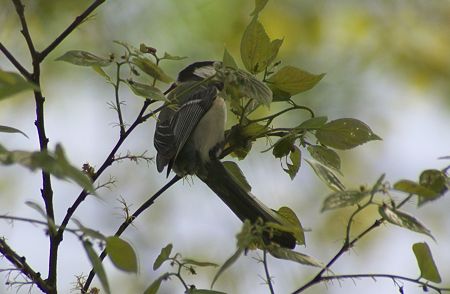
top-left (0, 43), bottom-right (32, 80)
top-left (82, 175), bottom-right (181, 292)
top-left (38, 0), bottom-right (106, 61)
top-left (0, 238), bottom-right (53, 293)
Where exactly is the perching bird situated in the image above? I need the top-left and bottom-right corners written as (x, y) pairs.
top-left (154, 61), bottom-right (296, 248)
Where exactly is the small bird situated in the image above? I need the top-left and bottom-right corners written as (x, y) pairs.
top-left (154, 61), bottom-right (296, 248)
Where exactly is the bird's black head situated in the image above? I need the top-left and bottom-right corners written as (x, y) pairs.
top-left (177, 61), bottom-right (219, 83)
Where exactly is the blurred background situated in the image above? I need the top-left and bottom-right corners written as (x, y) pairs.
top-left (1, 0), bottom-right (449, 293)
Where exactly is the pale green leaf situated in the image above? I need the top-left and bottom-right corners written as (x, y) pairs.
top-left (418, 169), bottom-right (448, 206)
top-left (223, 161), bottom-right (251, 192)
top-left (91, 65), bottom-right (112, 83)
top-left (307, 145), bottom-right (341, 172)
top-left (56, 50), bottom-right (111, 67)
top-left (162, 52), bottom-right (187, 61)
top-left (187, 289), bottom-right (227, 294)
top-left (394, 180), bottom-right (438, 198)
top-left (250, 0), bottom-right (269, 16)
top-left (211, 249), bottom-right (243, 288)
top-left (143, 273), bottom-right (168, 294)
top-left (72, 219), bottom-right (106, 240)
top-left (83, 240), bottom-right (110, 294)
top-left (240, 17), bottom-right (272, 74)
top-left (322, 190), bottom-right (369, 211)
top-left (269, 247), bottom-right (324, 267)
top-left (379, 204), bottom-right (434, 239)
top-left (0, 69), bottom-right (39, 100)
top-left (412, 242), bottom-right (442, 283)
top-left (223, 48), bottom-right (238, 69)
top-left (126, 80), bottom-right (166, 101)
top-left (182, 258), bottom-right (218, 268)
top-left (25, 201), bottom-right (57, 234)
top-left (106, 236), bottom-right (138, 273)
top-left (298, 116), bottom-right (328, 129)
top-left (132, 57), bottom-right (173, 83)
top-left (285, 146), bottom-right (301, 180)
top-left (153, 244), bottom-right (172, 270)
top-left (276, 206), bottom-right (304, 245)
top-left (0, 125), bottom-right (29, 138)
top-left (267, 66), bottom-right (324, 96)
top-left (316, 118), bottom-right (381, 150)
top-left (306, 159), bottom-right (345, 191)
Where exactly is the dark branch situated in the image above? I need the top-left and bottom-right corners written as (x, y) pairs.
top-left (0, 238), bottom-right (53, 293)
top-left (0, 43), bottom-right (32, 80)
top-left (82, 175), bottom-right (181, 292)
top-left (38, 0), bottom-right (106, 61)
top-left (11, 0), bottom-right (37, 59)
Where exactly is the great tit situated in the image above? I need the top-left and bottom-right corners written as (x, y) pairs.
top-left (154, 61), bottom-right (296, 248)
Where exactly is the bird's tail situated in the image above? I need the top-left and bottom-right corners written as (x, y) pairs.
top-left (198, 159), bottom-right (297, 249)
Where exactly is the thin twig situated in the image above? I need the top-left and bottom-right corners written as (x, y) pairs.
top-left (82, 175), bottom-right (181, 292)
top-left (38, 0), bottom-right (106, 61)
top-left (263, 250), bottom-right (275, 294)
top-left (0, 238), bottom-right (53, 293)
top-left (0, 43), bottom-right (32, 80)
top-left (114, 62), bottom-right (126, 136)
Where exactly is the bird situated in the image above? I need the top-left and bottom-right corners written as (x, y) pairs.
top-left (154, 61), bottom-right (297, 249)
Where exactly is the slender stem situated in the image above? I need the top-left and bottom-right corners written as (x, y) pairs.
top-left (38, 0), bottom-right (106, 61)
top-left (82, 175), bottom-right (181, 292)
top-left (0, 43), bottom-right (32, 80)
top-left (293, 273), bottom-right (450, 293)
top-left (114, 62), bottom-right (126, 136)
top-left (263, 250), bottom-right (275, 294)
top-left (11, 0), bottom-right (36, 58)
top-left (0, 238), bottom-right (53, 293)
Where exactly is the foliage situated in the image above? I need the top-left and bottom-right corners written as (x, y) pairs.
top-left (0, 0), bottom-right (449, 294)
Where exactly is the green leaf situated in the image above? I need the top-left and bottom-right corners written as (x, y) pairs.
top-left (306, 159), bottom-right (345, 191)
top-left (240, 123), bottom-right (268, 138)
top-left (0, 144), bottom-right (95, 193)
top-left (240, 17), bottom-right (272, 74)
top-left (394, 180), bottom-right (438, 198)
top-left (25, 201), bottom-right (57, 234)
top-left (316, 118), bottom-right (381, 150)
top-left (223, 161), bottom-right (251, 192)
top-left (378, 204), bottom-right (434, 239)
top-left (182, 258), bottom-right (218, 268)
top-left (126, 80), bottom-right (166, 101)
top-left (83, 240), bottom-right (110, 294)
top-left (412, 242), bottom-right (442, 283)
top-left (132, 57), bottom-right (173, 83)
top-left (272, 135), bottom-right (295, 158)
top-left (267, 39), bottom-right (283, 66)
top-left (418, 169), bottom-right (448, 206)
top-left (371, 173), bottom-right (386, 195)
top-left (56, 50), bottom-right (111, 67)
top-left (285, 146), bottom-right (301, 180)
top-left (91, 65), bottom-right (112, 83)
top-left (307, 145), bottom-right (341, 172)
top-left (0, 125), bottom-right (29, 138)
top-left (106, 236), bottom-right (138, 273)
top-left (267, 66), bottom-right (324, 96)
top-left (0, 69), bottom-right (39, 100)
top-left (161, 52), bottom-right (187, 61)
top-left (143, 273), bottom-right (168, 294)
top-left (223, 48), bottom-right (238, 69)
top-left (276, 206), bottom-right (305, 245)
top-left (72, 219), bottom-right (106, 240)
top-left (269, 247), bottom-right (323, 267)
top-left (250, 0), bottom-right (269, 16)
top-left (153, 244), bottom-right (172, 270)
top-left (211, 248), bottom-right (243, 288)
top-left (321, 190), bottom-right (369, 212)
top-left (187, 289), bottom-right (227, 294)
top-left (298, 116), bottom-right (328, 129)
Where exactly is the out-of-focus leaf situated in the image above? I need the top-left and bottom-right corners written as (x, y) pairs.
top-left (56, 50), bottom-right (111, 67)
top-left (126, 80), bottom-right (166, 101)
top-left (25, 201), bottom-right (57, 234)
top-left (276, 206), bottom-right (305, 245)
top-left (269, 247), bottom-right (323, 267)
top-left (418, 169), bottom-right (448, 206)
top-left (321, 190), bottom-right (369, 212)
top-left (162, 52), bottom-right (187, 61)
top-left (240, 17), bottom-right (272, 74)
top-left (272, 135), bottom-right (295, 158)
top-left (316, 118), bottom-right (381, 150)
top-left (378, 204), bottom-right (434, 239)
top-left (143, 273), bottom-right (169, 294)
top-left (250, 0), bottom-right (269, 16)
top-left (153, 244), bottom-right (173, 270)
top-left (106, 236), bottom-right (138, 273)
top-left (371, 173), bottom-right (386, 195)
top-left (0, 69), bottom-right (39, 100)
top-left (223, 48), bottom-right (238, 69)
top-left (0, 144), bottom-right (95, 193)
top-left (285, 146), bottom-right (301, 180)
top-left (132, 57), bottom-right (173, 83)
top-left (211, 248), bottom-right (243, 288)
top-left (394, 180), bottom-right (438, 198)
top-left (240, 123), bottom-right (267, 138)
top-left (306, 160), bottom-right (345, 191)
top-left (182, 259), bottom-right (218, 268)
top-left (412, 242), bottom-right (442, 283)
top-left (267, 66), bottom-right (324, 96)
top-left (83, 240), bottom-right (110, 294)
top-left (0, 125), bottom-right (29, 138)
top-left (307, 145), bottom-right (341, 172)
top-left (72, 219), bottom-right (106, 240)
top-left (91, 65), bottom-right (112, 83)
top-left (223, 161), bottom-right (251, 192)
top-left (298, 116), bottom-right (328, 130)
top-left (267, 39), bottom-right (283, 67)
top-left (187, 289), bottom-right (227, 294)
